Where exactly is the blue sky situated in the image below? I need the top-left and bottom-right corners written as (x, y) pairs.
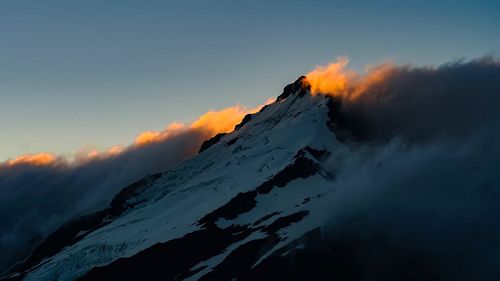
top-left (1, 0), bottom-right (499, 161)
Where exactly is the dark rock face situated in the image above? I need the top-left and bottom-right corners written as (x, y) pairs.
top-left (239, 228), bottom-right (337, 281)
top-left (78, 224), bottom-right (253, 281)
top-left (78, 210), bottom-right (310, 281)
top-left (197, 234), bottom-right (281, 281)
top-left (13, 132), bottom-right (310, 281)
top-left (302, 146), bottom-right (329, 161)
top-left (0, 224), bottom-right (447, 281)
top-left (276, 76), bottom-right (310, 102)
top-left (109, 173), bottom-right (162, 216)
top-left (240, 227), bottom-right (442, 281)
top-left (256, 152), bottom-right (319, 194)
top-left (252, 211), bottom-right (281, 226)
top-left (225, 137), bottom-right (239, 146)
top-left (198, 75), bottom-right (311, 155)
top-left (198, 133), bottom-right (227, 153)
top-left (277, 83), bottom-right (295, 102)
top-left (79, 215), bottom-right (440, 281)
top-left (77, 147), bottom-right (320, 281)
top-left (198, 190), bottom-right (258, 227)
top-left (234, 114), bottom-right (252, 131)
top-left (262, 211), bottom-right (309, 234)
top-left (199, 150), bottom-right (319, 227)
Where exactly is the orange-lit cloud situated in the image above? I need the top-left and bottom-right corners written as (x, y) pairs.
top-left (106, 145), bottom-right (124, 156)
top-left (1, 98), bottom-right (275, 169)
top-left (305, 57), bottom-right (355, 97)
top-left (5, 56), bottom-right (396, 168)
top-left (134, 131), bottom-right (163, 146)
top-left (75, 145), bottom-right (126, 163)
top-left (135, 98), bottom-right (275, 147)
top-left (3, 57), bottom-right (500, 278)
top-left (190, 105), bottom-right (251, 134)
top-left (305, 57), bottom-right (395, 100)
top-left (190, 98), bottom-right (275, 134)
top-left (5, 153), bottom-right (57, 167)
top-left (133, 122), bottom-right (187, 146)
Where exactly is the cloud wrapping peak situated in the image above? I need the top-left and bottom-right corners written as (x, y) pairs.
top-left (2, 56), bottom-right (500, 279)
top-left (306, 57), bottom-right (500, 142)
top-left (311, 57), bottom-right (500, 280)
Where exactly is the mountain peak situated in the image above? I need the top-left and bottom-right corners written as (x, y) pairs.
top-left (9, 76), bottom-right (339, 281)
top-left (276, 76), bottom-right (311, 102)
top-left (199, 76), bottom-right (315, 154)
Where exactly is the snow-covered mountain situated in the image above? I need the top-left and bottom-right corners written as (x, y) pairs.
top-left (1, 77), bottom-right (412, 280)
top-left (4, 58), bottom-right (500, 281)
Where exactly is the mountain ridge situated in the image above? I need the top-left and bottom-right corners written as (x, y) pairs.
top-left (4, 76), bottom-right (347, 281)
top-left (5, 58), bottom-right (500, 281)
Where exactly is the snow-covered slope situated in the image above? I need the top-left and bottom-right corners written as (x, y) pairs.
top-left (7, 77), bottom-right (347, 281)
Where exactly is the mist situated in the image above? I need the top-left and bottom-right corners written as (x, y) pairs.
top-left (318, 57), bottom-right (500, 280)
top-left (0, 129), bottom-right (206, 274)
top-left (2, 57), bottom-right (499, 279)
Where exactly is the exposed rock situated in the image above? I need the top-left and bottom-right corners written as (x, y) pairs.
top-left (198, 132), bottom-right (227, 153)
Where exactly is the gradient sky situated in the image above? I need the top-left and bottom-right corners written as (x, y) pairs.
top-left (1, 0), bottom-right (499, 161)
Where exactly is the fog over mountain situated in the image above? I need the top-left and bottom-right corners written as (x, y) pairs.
top-left (2, 57), bottom-right (500, 280)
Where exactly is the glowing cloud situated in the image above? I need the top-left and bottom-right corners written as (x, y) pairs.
top-left (190, 98), bottom-right (274, 135)
top-left (106, 145), bottom-right (125, 156)
top-left (190, 105), bottom-right (250, 134)
top-left (134, 131), bottom-right (163, 146)
top-left (134, 122), bottom-right (186, 146)
top-left (305, 57), bottom-right (354, 97)
top-left (134, 99), bottom-right (275, 147)
top-left (5, 153), bottom-right (57, 167)
top-left (305, 57), bottom-right (396, 100)
top-left (1, 98), bottom-right (275, 170)
top-left (76, 145), bottom-right (126, 162)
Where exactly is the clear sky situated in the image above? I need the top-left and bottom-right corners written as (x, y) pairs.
top-left (1, 0), bottom-right (499, 161)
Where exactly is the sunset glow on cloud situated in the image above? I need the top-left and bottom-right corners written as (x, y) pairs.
top-left (133, 122), bottom-right (187, 146)
top-left (135, 99), bottom-right (275, 147)
top-left (305, 57), bottom-right (396, 100)
top-left (1, 99), bottom-right (275, 169)
top-left (5, 153), bottom-right (57, 167)
top-left (305, 57), bottom-right (354, 96)
top-left (1, 0), bottom-right (499, 277)
top-left (0, 58), bottom-right (406, 169)
top-left (0, 55), bottom-right (437, 170)
top-left (2, 57), bottom-right (500, 278)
